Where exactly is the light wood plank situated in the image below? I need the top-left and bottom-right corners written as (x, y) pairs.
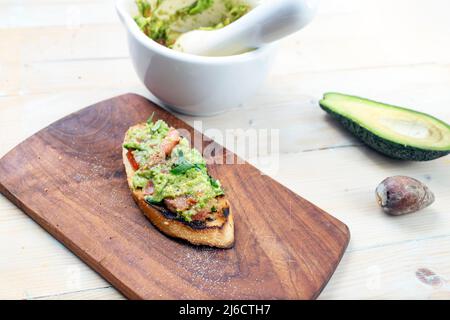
top-left (1, 0), bottom-right (450, 97)
top-left (0, 25), bottom-right (128, 64)
top-left (0, 88), bottom-right (149, 157)
top-left (2, 63), bottom-right (448, 155)
top-left (1, 140), bottom-right (449, 299)
top-left (1, 0), bottom-right (450, 300)
top-left (32, 286), bottom-right (124, 300)
top-left (25, 234), bottom-right (450, 300)
top-left (0, 207), bottom-right (109, 299)
top-left (0, 59), bottom-right (139, 97)
top-left (320, 235), bottom-right (450, 299)
top-left (24, 234), bottom-right (450, 300)
top-left (196, 64), bottom-right (450, 157)
top-left (1, 63), bottom-right (449, 299)
top-left (2, 18), bottom-right (449, 69)
top-left (254, 147), bottom-right (450, 252)
top-left (0, 0), bottom-right (117, 28)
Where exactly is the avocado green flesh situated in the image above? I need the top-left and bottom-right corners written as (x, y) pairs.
top-left (319, 93), bottom-right (450, 161)
top-left (134, 0), bottom-right (250, 47)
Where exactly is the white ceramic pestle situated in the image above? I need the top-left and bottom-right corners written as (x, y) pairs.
top-left (172, 0), bottom-right (319, 56)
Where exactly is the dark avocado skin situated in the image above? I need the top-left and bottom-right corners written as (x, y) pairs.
top-left (319, 102), bottom-right (450, 161)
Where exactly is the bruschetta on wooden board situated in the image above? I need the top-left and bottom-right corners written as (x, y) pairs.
top-left (122, 119), bottom-right (234, 248)
top-left (0, 94), bottom-right (350, 299)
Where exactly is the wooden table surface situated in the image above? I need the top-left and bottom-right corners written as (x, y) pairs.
top-left (1, 0), bottom-right (449, 300)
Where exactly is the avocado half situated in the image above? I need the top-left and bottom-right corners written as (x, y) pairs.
top-left (319, 93), bottom-right (450, 161)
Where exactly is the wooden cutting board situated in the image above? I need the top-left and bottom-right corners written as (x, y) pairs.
top-left (0, 94), bottom-right (349, 299)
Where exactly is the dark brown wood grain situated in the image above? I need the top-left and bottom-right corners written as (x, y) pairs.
top-left (0, 94), bottom-right (350, 299)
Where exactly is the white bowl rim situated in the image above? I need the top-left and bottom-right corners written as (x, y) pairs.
top-left (115, 0), bottom-right (277, 65)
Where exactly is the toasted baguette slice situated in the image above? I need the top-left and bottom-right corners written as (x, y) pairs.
top-left (122, 127), bottom-right (234, 248)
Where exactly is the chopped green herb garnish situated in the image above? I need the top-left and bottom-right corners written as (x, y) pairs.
top-left (170, 150), bottom-right (204, 175)
top-left (145, 196), bottom-right (161, 205)
top-left (186, 0), bottom-right (214, 15)
top-left (151, 119), bottom-right (162, 132)
top-left (123, 142), bottom-right (144, 150)
top-left (209, 176), bottom-right (220, 188)
top-left (147, 112), bottom-right (155, 125)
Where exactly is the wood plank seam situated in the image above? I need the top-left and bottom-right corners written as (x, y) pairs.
top-left (346, 233), bottom-right (450, 254)
top-left (28, 285), bottom-right (114, 300)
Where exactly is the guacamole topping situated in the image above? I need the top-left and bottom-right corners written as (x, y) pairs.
top-left (124, 117), bottom-right (224, 222)
top-left (134, 0), bottom-right (250, 47)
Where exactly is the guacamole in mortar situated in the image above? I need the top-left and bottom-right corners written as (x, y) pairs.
top-left (134, 0), bottom-right (250, 47)
top-left (124, 117), bottom-right (224, 222)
